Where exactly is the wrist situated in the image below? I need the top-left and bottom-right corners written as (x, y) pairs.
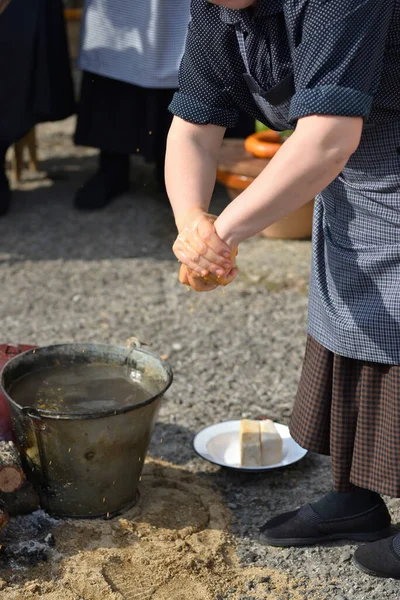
top-left (175, 206), bottom-right (206, 232)
top-left (214, 218), bottom-right (240, 249)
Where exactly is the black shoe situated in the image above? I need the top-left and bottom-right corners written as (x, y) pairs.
top-left (260, 501), bottom-right (393, 547)
top-left (353, 533), bottom-right (400, 579)
top-left (0, 171), bottom-right (11, 216)
top-left (74, 151), bottom-right (130, 210)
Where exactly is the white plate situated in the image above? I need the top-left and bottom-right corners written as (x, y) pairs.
top-left (193, 420), bottom-right (308, 471)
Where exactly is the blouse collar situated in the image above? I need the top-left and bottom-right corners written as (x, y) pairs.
top-left (219, 0), bottom-right (285, 25)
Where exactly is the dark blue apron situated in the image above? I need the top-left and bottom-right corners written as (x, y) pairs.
top-left (236, 24), bottom-right (400, 364)
top-left (235, 25), bottom-right (293, 131)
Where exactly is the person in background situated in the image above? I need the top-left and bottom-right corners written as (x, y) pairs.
top-left (0, 0), bottom-right (75, 216)
top-left (74, 0), bottom-right (254, 210)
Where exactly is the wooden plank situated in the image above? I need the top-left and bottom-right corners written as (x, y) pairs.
top-left (64, 8), bottom-right (82, 21)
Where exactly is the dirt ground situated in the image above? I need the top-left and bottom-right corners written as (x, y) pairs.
top-left (1, 459), bottom-right (343, 600)
top-left (0, 460), bottom-right (336, 600)
top-left (0, 119), bottom-right (399, 599)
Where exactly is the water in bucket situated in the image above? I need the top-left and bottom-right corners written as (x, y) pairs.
top-left (8, 363), bottom-right (154, 414)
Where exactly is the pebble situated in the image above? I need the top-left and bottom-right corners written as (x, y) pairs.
top-left (172, 343), bottom-right (183, 351)
top-left (340, 551), bottom-right (352, 563)
top-left (44, 533), bottom-right (55, 547)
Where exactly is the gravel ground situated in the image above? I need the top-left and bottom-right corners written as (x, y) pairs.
top-left (1, 118), bottom-right (399, 599)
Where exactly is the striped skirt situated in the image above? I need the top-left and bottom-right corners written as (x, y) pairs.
top-left (290, 335), bottom-right (400, 497)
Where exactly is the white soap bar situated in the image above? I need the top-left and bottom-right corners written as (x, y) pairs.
top-left (240, 419), bottom-right (262, 467)
top-left (260, 420), bottom-right (283, 466)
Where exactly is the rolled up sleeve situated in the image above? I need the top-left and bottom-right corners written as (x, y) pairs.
top-left (169, 23), bottom-right (238, 128)
top-left (289, 0), bottom-right (396, 121)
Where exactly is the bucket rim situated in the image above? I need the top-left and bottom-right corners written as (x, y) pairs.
top-left (0, 342), bottom-right (173, 420)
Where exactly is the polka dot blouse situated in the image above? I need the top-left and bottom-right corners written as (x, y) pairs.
top-left (169, 0), bottom-right (400, 129)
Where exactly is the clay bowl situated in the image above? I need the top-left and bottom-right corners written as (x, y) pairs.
top-left (216, 138), bottom-right (314, 240)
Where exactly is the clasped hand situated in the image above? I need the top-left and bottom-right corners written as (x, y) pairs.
top-left (173, 209), bottom-right (238, 292)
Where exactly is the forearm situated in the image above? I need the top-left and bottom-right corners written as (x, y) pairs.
top-left (165, 117), bottom-right (226, 231)
top-left (215, 115), bottom-right (363, 248)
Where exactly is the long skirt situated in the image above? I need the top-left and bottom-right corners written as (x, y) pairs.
top-left (290, 335), bottom-right (400, 497)
top-left (0, 0), bottom-right (75, 147)
top-left (74, 71), bottom-right (255, 161)
top-left (74, 72), bottom-right (175, 162)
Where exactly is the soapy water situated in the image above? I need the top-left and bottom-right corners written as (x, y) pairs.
top-left (8, 363), bottom-right (153, 414)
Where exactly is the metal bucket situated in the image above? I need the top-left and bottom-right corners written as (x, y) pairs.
top-left (0, 343), bottom-right (173, 518)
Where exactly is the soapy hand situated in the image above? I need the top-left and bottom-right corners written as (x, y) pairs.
top-left (173, 209), bottom-right (234, 279)
top-left (179, 264), bottom-right (219, 292)
top-left (179, 261), bottom-right (239, 292)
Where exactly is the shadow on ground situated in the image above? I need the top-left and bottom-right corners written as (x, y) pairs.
top-left (1, 154), bottom-right (230, 264)
top-left (149, 421), bottom-right (332, 536)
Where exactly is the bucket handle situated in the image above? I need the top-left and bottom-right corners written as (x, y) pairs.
top-left (125, 336), bottom-right (152, 350)
top-left (22, 407), bottom-right (45, 426)
top-left (125, 336), bottom-right (151, 369)
top-left (5, 344), bottom-right (23, 356)
top-left (21, 407), bottom-right (51, 503)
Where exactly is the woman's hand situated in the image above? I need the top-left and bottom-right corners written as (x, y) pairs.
top-left (173, 208), bottom-right (234, 278)
top-left (179, 264), bottom-right (219, 292)
top-left (179, 263), bottom-right (239, 292)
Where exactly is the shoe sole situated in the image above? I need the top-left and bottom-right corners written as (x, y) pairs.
top-left (352, 555), bottom-right (400, 580)
top-left (260, 526), bottom-right (394, 548)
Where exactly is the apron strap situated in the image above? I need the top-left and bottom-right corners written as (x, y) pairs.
top-left (235, 24), bottom-right (251, 74)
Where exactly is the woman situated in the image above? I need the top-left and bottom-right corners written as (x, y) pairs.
top-left (0, 0), bottom-right (75, 216)
top-left (166, 0), bottom-right (400, 579)
top-left (74, 0), bottom-right (254, 210)
top-left (74, 0), bottom-right (191, 209)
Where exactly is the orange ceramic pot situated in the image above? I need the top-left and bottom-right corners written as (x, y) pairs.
top-left (244, 131), bottom-right (282, 158)
top-left (216, 138), bottom-right (314, 240)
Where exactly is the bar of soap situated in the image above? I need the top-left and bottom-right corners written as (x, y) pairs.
top-left (239, 419), bottom-right (283, 467)
top-left (260, 419), bottom-right (283, 466)
top-left (240, 419), bottom-right (262, 467)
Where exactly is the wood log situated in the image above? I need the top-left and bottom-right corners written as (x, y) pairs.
top-left (0, 505), bottom-right (9, 533)
top-left (0, 441), bottom-right (26, 493)
top-left (0, 483), bottom-right (39, 516)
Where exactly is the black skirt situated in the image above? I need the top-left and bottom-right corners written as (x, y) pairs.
top-left (74, 72), bottom-right (176, 162)
top-left (0, 0), bottom-right (75, 147)
top-left (74, 71), bottom-right (256, 161)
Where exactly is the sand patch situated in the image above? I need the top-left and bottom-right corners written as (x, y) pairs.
top-left (0, 459), bottom-right (331, 600)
